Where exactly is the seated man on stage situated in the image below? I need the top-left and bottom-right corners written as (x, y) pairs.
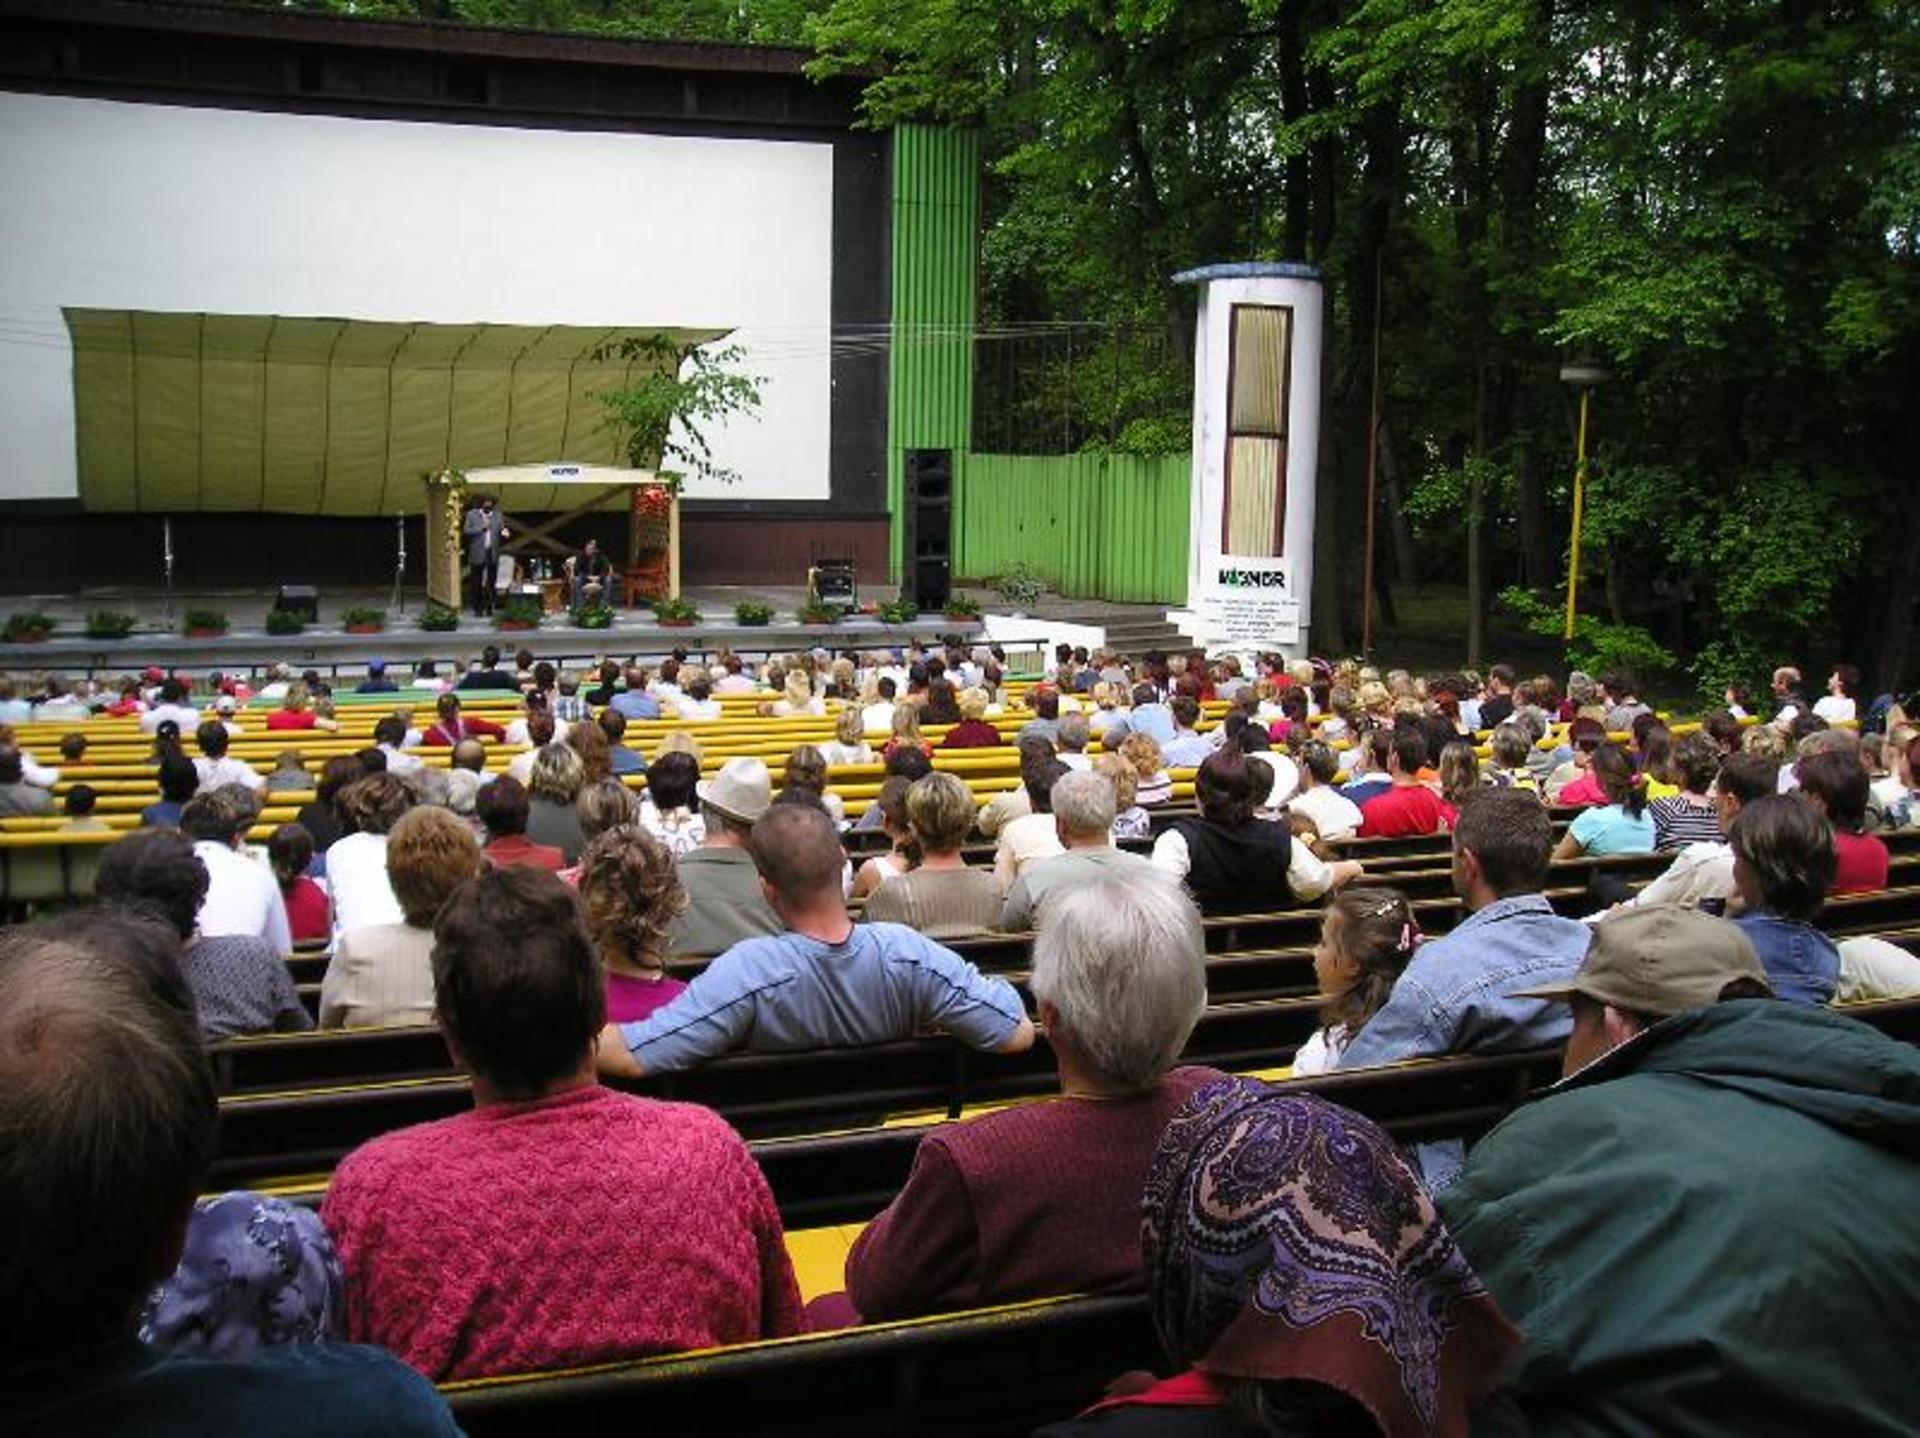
top-left (569, 538), bottom-right (615, 609)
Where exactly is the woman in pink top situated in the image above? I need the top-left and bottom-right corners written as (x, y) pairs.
top-left (577, 823), bottom-right (690, 1023)
top-left (321, 866), bottom-right (802, 1381)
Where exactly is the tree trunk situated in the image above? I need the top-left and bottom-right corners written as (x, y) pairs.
top-left (1466, 459), bottom-right (1486, 666)
top-left (1377, 423), bottom-right (1417, 583)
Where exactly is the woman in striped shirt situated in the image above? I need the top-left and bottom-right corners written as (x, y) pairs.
top-left (1650, 731), bottom-right (1724, 852)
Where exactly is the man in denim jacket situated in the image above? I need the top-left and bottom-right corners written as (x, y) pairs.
top-left (1337, 787), bottom-right (1589, 1189)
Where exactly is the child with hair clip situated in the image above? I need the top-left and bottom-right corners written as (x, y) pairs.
top-left (1292, 887), bottom-right (1420, 1075)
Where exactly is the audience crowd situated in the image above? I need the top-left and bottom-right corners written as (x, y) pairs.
top-left (3, 638), bottom-right (1919, 1436)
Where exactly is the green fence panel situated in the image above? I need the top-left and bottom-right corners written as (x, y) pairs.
top-left (954, 451), bottom-right (1190, 605)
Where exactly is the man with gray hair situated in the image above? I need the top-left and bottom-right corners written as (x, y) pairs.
top-left (1055, 711), bottom-right (1093, 770)
top-left (835, 873), bottom-right (1222, 1321)
top-left (0, 913), bottom-right (461, 1435)
top-left (1000, 768), bottom-right (1154, 931)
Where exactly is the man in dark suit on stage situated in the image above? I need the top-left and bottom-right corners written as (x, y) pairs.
top-left (463, 496), bottom-right (507, 615)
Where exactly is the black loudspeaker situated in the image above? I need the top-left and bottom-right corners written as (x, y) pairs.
top-left (902, 448), bottom-right (953, 610)
top-left (914, 557), bottom-right (952, 613)
top-left (274, 584), bottom-right (319, 623)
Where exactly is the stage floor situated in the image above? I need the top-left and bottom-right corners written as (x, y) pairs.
top-left (0, 582), bottom-right (1169, 679)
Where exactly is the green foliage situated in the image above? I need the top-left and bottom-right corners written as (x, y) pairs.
top-left (570, 602), bottom-right (615, 630)
top-left (496, 595), bottom-right (545, 627)
top-left (1499, 587), bottom-right (1675, 682)
top-left (84, 611), bottom-right (136, 640)
top-left (876, 594), bottom-right (920, 624)
top-left (733, 600), bottom-right (775, 626)
top-left (342, 607), bottom-right (386, 628)
top-left (181, 608), bottom-right (229, 636)
top-left (795, 600), bottom-right (843, 624)
top-left (265, 607), bottom-right (307, 636)
top-left (419, 602), bottom-right (461, 633)
top-left (651, 596), bottom-right (703, 624)
top-left (941, 594), bottom-right (982, 618)
top-left (3, 611), bottom-right (54, 641)
top-left (592, 333), bottom-right (764, 487)
top-left (993, 563), bottom-right (1045, 609)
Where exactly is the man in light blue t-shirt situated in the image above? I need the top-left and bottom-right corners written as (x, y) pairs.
top-left (597, 804), bottom-right (1035, 1077)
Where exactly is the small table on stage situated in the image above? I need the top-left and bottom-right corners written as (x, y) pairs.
top-left (539, 578), bottom-right (568, 614)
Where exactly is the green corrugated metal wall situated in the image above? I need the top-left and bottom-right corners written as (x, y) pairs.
top-left (955, 451), bottom-right (1191, 604)
top-left (887, 124), bottom-right (980, 576)
top-left (889, 125), bottom-right (1189, 604)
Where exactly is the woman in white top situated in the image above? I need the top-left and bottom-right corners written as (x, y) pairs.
top-left (993, 757), bottom-right (1070, 891)
top-left (1812, 664), bottom-right (1860, 724)
top-left (850, 776), bottom-right (914, 900)
top-left (323, 773), bottom-right (414, 939)
top-left (819, 707), bottom-right (876, 768)
top-left (1291, 887), bottom-right (1420, 1075)
top-left (636, 751), bottom-right (706, 857)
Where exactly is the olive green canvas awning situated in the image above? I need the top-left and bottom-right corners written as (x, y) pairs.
top-left (65, 310), bottom-right (722, 515)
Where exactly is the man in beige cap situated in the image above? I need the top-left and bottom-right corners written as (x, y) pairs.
top-left (1438, 904), bottom-right (1920, 1434)
top-left (1521, 902), bottom-right (1773, 1077)
top-left (665, 756), bottom-right (781, 956)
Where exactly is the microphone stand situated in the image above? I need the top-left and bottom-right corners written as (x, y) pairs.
top-left (392, 513), bottom-right (408, 616)
top-left (162, 517), bottom-right (175, 625)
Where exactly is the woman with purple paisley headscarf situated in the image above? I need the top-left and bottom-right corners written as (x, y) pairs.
top-left (1038, 1079), bottom-right (1520, 1438)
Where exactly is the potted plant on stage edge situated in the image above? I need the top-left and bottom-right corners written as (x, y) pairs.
top-left (85, 611), bottom-right (136, 640)
top-left (496, 595), bottom-right (544, 631)
top-left (796, 600), bottom-right (841, 626)
top-left (734, 600), bottom-right (773, 627)
top-left (182, 608), bottom-right (229, 639)
top-left (571, 602), bottom-right (615, 631)
top-left (3, 612), bottom-right (55, 643)
top-left (942, 594), bottom-right (983, 623)
top-left (265, 608), bottom-right (306, 637)
top-left (419, 602), bottom-right (460, 633)
top-left (652, 597), bottom-right (702, 628)
top-left (876, 594), bottom-right (919, 625)
top-left (343, 607), bottom-right (386, 635)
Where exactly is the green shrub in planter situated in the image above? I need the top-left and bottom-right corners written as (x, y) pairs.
top-left (651, 596), bottom-right (703, 625)
top-left (496, 595), bottom-right (545, 628)
top-left (3, 612), bottom-right (55, 642)
top-left (941, 594), bottom-right (982, 619)
top-left (419, 602), bottom-right (461, 632)
top-left (265, 607), bottom-right (307, 636)
top-left (342, 606), bottom-right (387, 632)
top-left (734, 600), bottom-right (774, 626)
top-left (876, 594), bottom-right (919, 624)
top-left (84, 610), bottom-right (136, 640)
top-left (993, 563), bottom-right (1044, 609)
top-left (796, 601), bottom-right (842, 625)
top-left (181, 608), bottom-right (229, 637)
top-left (571, 602), bottom-right (615, 630)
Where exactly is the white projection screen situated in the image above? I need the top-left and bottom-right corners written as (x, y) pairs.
top-left (0, 91), bottom-right (834, 508)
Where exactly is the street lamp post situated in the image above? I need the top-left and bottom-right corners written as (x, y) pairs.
top-left (1559, 360), bottom-right (1612, 640)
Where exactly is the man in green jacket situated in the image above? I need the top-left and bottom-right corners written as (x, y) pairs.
top-left (1440, 904), bottom-right (1920, 1436)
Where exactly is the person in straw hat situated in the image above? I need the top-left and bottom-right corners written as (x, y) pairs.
top-left (662, 756), bottom-right (781, 957)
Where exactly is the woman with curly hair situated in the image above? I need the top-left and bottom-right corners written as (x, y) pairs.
top-left (577, 826), bottom-right (690, 1023)
top-left (565, 714), bottom-right (613, 784)
top-left (1119, 732), bottom-right (1173, 807)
